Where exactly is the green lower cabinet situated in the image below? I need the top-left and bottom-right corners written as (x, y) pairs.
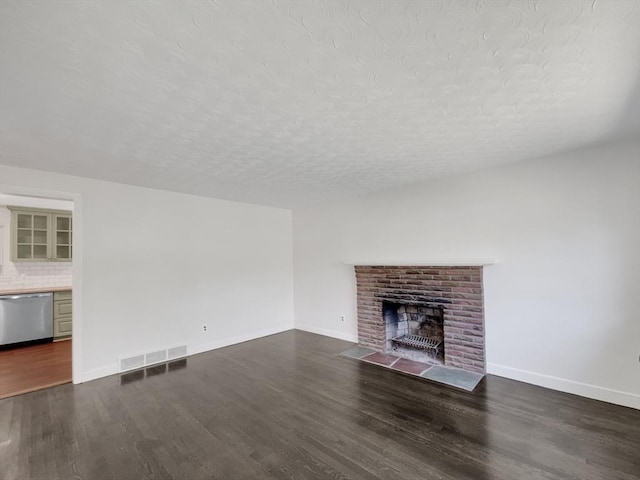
top-left (53, 290), bottom-right (72, 339)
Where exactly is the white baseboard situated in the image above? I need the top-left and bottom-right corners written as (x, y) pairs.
top-left (487, 362), bottom-right (640, 410)
top-left (81, 364), bottom-right (118, 383)
top-left (79, 323), bottom-right (294, 384)
top-left (189, 323), bottom-right (294, 356)
top-left (295, 324), bottom-right (358, 343)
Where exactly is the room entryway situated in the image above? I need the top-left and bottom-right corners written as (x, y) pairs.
top-left (0, 192), bottom-right (77, 398)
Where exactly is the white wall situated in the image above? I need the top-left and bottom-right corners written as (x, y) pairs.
top-left (0, 166), bottom-right (295, 382)
top-left (293, 139), bottom-right (640, 409)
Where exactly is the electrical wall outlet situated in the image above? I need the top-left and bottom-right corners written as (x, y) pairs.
top-left (340, 315), bottom-right (345, 322)
top-left (202, 324), bottom-right (208, 332)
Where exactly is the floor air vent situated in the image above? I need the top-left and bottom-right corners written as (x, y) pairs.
top-left (145, 350), bottom-right (167, 365)
top-left (119, 354), bottom-right (145, 372)
top-left (168, 345), bottom-right (187, 360)
top-left (119, 345), bottom-right (188, 373)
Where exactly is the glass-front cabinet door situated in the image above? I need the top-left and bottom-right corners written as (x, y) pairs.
top-left (9, 207), bottom-right (73, 262)
top-left (53, 214), bottom-right (72, 260)
top-left (15, 211), bottom-right (50, 260)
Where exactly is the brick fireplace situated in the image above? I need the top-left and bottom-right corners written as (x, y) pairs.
top-left (355, 266), bottom-right (485, 373)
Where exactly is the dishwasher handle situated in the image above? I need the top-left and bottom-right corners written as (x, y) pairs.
top-left (0, 293), bottom-right (53, 300)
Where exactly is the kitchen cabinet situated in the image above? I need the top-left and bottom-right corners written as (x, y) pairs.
top-left (8, 207), bottom-right (72, 262)
top-left (53, 290), bottom-right (72, 339)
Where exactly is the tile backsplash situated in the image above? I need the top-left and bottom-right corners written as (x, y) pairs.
top-left (0, 261), bottom-right (72, 291)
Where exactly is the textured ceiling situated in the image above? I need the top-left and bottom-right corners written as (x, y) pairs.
top-left (1, 0), bottom-right (639, 208)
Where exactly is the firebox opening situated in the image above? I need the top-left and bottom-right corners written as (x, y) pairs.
top-left (383, 301), bottom-right (445, 365)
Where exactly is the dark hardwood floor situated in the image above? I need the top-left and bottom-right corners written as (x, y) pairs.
top-left (0, 330), bottom-right (638, 480)
top-left (0, 339), bottom-right (72, 399)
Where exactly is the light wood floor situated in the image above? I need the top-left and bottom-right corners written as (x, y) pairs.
top-left (0, 331), bottom-right (638, 480)
top-left (0, 339), bottom-right (72, 399)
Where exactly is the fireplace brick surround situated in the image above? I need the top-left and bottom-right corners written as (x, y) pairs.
top-left (355, 266), bottom-right (485, 373)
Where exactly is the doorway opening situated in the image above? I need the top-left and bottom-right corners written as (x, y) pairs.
top-left (0, 189), bottom-right (81, 398)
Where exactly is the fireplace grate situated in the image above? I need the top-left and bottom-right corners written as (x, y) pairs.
top-left (391, 334), bottom-right (442, 351)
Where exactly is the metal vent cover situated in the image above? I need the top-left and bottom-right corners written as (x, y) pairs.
top-left (119, 345), bottom-right (188, 373)
top-left (145, 350), bottom-right (167, 365)
top-left (119, 354), bottom-right (145, 372)
top-left (167, 345), bottom-right (187, 360)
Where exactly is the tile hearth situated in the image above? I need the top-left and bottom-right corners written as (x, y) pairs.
top-left (339, 345), bottom-right (484, 392)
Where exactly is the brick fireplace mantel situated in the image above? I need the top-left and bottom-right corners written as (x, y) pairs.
top-left (345, 260), bottom-right (497, 266)
top-left (355, 265), bottom-right (486, 373)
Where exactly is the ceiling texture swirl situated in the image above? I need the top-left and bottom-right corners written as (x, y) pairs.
top-left (1, 0), bottom-right (639, 207)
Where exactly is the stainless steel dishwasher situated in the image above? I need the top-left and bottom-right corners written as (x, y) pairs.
top-left (0, 292), bottom-right (53, 348)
